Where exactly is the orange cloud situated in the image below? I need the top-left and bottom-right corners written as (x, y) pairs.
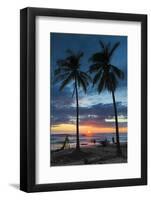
top-left (51, 123), bottom-right (127, 134)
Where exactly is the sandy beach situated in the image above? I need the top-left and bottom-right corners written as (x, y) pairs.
top-left (51, 143), bottom-right (127, 166)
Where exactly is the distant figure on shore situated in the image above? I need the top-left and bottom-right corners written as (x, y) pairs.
top-left (60, 135), bottom-right (70, 150)
top-left (91, 138), bottom-right (96, 144)
top-left (100, 137), bottom-right (109, 147)
top-left (93, 139), bottom-right (96, 144)
top-left (112, 136), bottom-right (115, 144)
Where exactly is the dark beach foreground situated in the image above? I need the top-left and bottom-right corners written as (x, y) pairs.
top-left (51, 143), bottom-right (127, 166)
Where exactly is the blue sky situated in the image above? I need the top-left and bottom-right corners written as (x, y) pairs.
top-left (50, 32), bottom-right (127, 134)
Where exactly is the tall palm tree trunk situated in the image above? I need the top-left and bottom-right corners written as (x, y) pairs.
top-left (111, 89), bottom-right (122, 155)
top-left (75, 79), bottom-right (80, 150)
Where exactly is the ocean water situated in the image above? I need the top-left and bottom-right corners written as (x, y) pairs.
top-left (50, 133), bottom-right (127, 150)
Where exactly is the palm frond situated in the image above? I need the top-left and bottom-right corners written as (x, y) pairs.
top-left (54, 68), bottom-right (62, 76)
top-left (93, 69), bottom-right (103, 86)
top-left (59, 73), bottom-right (74, 91)
top-left (66, 50), bottom-right (84, 67)
top-left (77, 51), bottom-right (84, 60)
top-left (72, 84), bottom-right (76, 98)
top-left (89, 52), bottom-right (104, 63)
top-left (57, 59), bottom-right (69, 67)
top-left (67, 56), bottom-right (80, 69)
top-left (109, 42), bottom-right (120, 58)
top-left (77, 75), bottom-right (88, 93)
top-left (89, 63), bottom-right (102, 73)
top-left (97, 75), bottom-right (106, 93)
top-left (110, 65), bottom-right (124, 79)
top-left (79, 71), bottom-right (92, 82)
top-left (54, 67), bottom-right (71, 76)
top-left (107, 42), bottom-right (111, 49)
top-left (108, 72), bottom-right (118, 91)
top-left (99, 40), bottom-right (105, 50)
top-left (54, 72), bottom-right (70, 83)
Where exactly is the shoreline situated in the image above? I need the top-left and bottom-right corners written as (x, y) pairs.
top-left (51, 143), bottom-right (127, 166)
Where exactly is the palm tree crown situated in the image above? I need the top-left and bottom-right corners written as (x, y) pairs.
top-left (89, 41), bottom-right (124, 93)
top-left (55, 50), bottom-right (91, 93)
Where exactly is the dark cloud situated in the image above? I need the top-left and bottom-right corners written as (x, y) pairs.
top-left (51, 101), bottom-right (127, 128)
top-left (51, 84), bottom-right (74, 108)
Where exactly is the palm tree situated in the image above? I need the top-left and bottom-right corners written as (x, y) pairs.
top-left (89, 40), bottom-right (124, 155)
top-left (54, 50), bottom-right (91, 150)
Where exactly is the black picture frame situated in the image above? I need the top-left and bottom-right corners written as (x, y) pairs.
top-left (20, 7), bottom-right (147, 192)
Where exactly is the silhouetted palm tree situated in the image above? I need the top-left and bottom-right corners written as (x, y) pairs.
top-left (89, 41), bottom-right (124, 155)
top-left (55, 50), bottom-right (91, 150)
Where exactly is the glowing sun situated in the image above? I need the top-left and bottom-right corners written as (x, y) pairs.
top-left (86, 130), bottom-right (92, 136)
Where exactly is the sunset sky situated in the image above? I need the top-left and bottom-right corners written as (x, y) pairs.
top-left (50, 33), bottom-right (127, 135)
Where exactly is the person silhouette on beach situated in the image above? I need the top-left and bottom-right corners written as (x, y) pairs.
top-left (65, 135), bottom-right (69, 146)
top-left (60, 135), bottom-right (70, 150)
top-left (63, 135), bottom-right (70, 149)
top-left (112, 136), bottom-right (115, 144)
